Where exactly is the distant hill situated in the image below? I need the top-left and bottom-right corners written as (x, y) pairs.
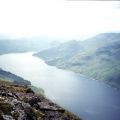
top-left (0, 38), bottom-right (60, 55)
top-left (0, 68), bottom-right (31, 85)
top-left (34, 33), bottom-right (120, 89)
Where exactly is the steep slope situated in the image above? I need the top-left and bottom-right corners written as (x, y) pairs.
top-left (0, 68), bottom-right (31, 86)
top-left (0, 80), bottom-right (81, 120)
top-left (34, 33), bottom-right (120, 89)
top-left (34, 40), bottom-right (82, 66)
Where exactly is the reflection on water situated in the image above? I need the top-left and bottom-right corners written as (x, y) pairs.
top-left (0, 52), bottom-right (120, 120)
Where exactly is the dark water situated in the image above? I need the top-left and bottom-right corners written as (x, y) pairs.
top-left (0, 52), bottom-right (120, 120)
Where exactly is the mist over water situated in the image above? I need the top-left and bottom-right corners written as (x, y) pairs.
top-left (0, 52), bottom-right (120, 120)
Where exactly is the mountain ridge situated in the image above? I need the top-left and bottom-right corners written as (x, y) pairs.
top-left (0, 68), bottom-right (31, 86)
top-left (34, 33), bottom-right (120, 89)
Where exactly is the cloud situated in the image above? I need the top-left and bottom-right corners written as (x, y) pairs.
top-left (0, 0), bottom-right (120, 40)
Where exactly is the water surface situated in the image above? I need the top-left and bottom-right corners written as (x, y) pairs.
top-left (0, 52), bottom-right (120, 120)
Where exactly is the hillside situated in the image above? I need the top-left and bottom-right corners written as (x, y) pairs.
top-left (0, 80), bottom-right (81, 120)
top-left (0, 68), bottom-right (31, 86)
top-left (0, 38), bottom-right (60, 55)
top-left (34, 33), bottom-right (120, 89)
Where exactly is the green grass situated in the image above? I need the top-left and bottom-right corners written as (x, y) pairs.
top-left (0, 103), bottom-right (13, 115)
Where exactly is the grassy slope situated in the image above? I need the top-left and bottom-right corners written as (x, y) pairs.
top-left (35, 33), bottom-right (120, 89)
top-left (0, 68), bottom-right (31, 85)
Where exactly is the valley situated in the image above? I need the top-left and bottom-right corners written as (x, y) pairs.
top-left (35, 33), bottom-right (120, 89)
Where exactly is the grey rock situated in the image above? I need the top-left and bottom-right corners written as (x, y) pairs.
top-left (2, 115), bottom-right (15, 120)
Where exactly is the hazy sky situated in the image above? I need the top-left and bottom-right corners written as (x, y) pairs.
top-left (0, 0), bottom-right (120, 40)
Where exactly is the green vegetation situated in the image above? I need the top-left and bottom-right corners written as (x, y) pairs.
top-left (29, 85), bottom-right (44, 95)
top-left (0, 68), bottom-right (31, 86)
top-left (0, 103), bottom-right (13, 115)
top-left (35, 33), bottom-right (120, 89)
top-left (0, 79), bottom-right (81, 120)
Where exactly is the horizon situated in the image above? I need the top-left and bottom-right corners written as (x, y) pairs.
top-left (0, 32), bottom-right (120, 42)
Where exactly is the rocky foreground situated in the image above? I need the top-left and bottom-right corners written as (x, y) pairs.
top-left (0, 80), bottom-right (81, 120)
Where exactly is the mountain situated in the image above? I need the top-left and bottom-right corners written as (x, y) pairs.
top-left (0, 38), bottom-right (60, 55)
top-left (34, 33), bottom-right (120, 89)
top-left (0, 68), bottom-right (31, 86)
top-left (0, 77), bottom-right (81, 120)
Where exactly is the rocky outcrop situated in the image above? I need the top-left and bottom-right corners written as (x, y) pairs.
top-left (0, 80), bottom-right (81, 120)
